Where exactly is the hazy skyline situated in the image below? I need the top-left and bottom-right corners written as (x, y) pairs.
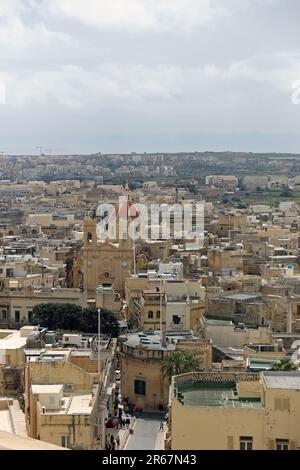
top-left (0, 0), bottom-right (300, 154)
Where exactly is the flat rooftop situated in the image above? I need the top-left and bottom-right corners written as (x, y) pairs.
top-left (0, 410), bottom-right (13, 433)
top-left (124, 330), bottom-right (195, 351)
top-left (204, 319), bottom-right (233, 326)
top-left (32, 385), bottom-right (63, 395)
top-left (221, 293), bottom-right (261, 302)
top-left (34, 389), bottom-right (94, 415)
top-left (124, 331), bottom-right (175, 351)
top-left (263, 372), bottom-right (300, 390)
top-left (177, 382), bottom-right (262, 409)
top-left (68, 394), bottom-right (93, 415)
top-left (247, 358), bottom-right (278, 371)
top-left (0, 331), bottom-right (27, 350)
top-left (0, 431), bottom-right (66, 450)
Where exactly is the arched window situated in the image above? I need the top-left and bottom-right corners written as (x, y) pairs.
top-left (148, 311), bottom-right (154, 319)
top-left (87, 232), bottom-right (93, 243)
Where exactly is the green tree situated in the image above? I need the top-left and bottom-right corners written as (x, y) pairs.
top-left (271, 358), bottom-right (297, 371)
top-left (81, 307), bottom-right (119, 338)
top-left (32, 303), bottom-right (119, 337)
top-left (161, 351), bottom-right (200, 382)
top-left (32, 303), bottom-right (82, 331)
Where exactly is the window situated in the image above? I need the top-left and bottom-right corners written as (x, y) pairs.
top-left (172, 315), bottom-right (181, 325)
top-left (134, 380), bottom-right (146, 396)
top-left (276, 439), bottom-right (289, 451)
top-left (61, 435), bottom-right (71, 448)
top-left (2, 309), bottom-right (7, 319)
top-left (28, 311), bottom-right (33, 322)
top-left (156, 311), bottom-right (160, 319)
top-left (48, 396), bottom-right (55, 407)
top-left (240, 436), bottom-right (253, 450)
top-left (148, 311), bottom-right (153, 319)
top-left (274, 398), bottom-right (290, 411)
top-left (15, 311), bottom-right (20, 323)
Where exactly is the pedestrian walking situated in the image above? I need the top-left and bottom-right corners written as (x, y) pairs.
top-left (116, 435), bottom-right (120, 449)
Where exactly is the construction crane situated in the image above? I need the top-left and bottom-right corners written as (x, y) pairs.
top-left (45, 147), bottom-right (64, 156)
top-left (36, 146), bottom-right (64, 156)
top-left (36, 146), bottom-right (47, 156)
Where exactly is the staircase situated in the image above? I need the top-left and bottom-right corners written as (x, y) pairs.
top-left (129, 298), bottom-right (142, 329)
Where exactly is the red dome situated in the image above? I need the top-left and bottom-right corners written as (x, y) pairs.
top-left (116, 201), bottom-right (140, 219)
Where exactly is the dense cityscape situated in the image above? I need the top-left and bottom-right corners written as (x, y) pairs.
top-left (1, 152), bottom-right (300, 451)
top-left (1, 0), bottom-right (300, 458)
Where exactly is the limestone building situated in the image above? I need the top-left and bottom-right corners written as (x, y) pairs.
top-left (168, 371), bottom-right (300, 450)
top-left (82, 186), bottom-right (138, 298)
top-left (119, 331), bottom-right (212, 411)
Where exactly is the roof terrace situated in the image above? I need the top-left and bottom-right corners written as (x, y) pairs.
top-left (176, 382), bottom-right (262, 408)
top-left (172, 372), bottom-right (261, 409)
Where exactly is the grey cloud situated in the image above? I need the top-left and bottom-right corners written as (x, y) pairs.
top-left (0, 0), bottom-right (300, 154)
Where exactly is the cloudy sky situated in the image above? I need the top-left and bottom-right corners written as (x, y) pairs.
top-left (0, 0), bottom-right (300, 154)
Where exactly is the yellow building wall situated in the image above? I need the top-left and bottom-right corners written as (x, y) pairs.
top-left (37, 410), bottom-right (97, 450)
top-left (120, 354), bottom-right (169, 410)
top-left (3, 347), bottom-right (24, 366)
top-left (28, 361), bottom-right (95, 391)
top-left (70, 355), bottom-right (99, 373)
top-left (170, 385), bottom-right (300, 450)
top-left (171, 399), bottom-right (265, 450)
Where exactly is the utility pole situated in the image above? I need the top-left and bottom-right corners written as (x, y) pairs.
top-left (133, 237), bottom-right (136, 275)
top-left (287, 300), bottom-right (292, 334)
top-left (98, 308), bottom-right (101, 375)
top-left (160, 276), bottom-right (163, 342)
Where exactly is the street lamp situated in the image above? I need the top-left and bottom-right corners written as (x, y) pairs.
top-left (98, 308), bottom-right (101, 375)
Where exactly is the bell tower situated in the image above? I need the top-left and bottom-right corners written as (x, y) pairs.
top-left (84, 217), bottom-right (97, 249)
top-left (82, 185), bottom-right (139, 298)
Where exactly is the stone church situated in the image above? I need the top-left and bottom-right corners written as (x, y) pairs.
top-left (82, 185), bottom-right (138, 298)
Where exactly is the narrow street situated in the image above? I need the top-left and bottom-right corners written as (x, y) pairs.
top-left (124, 417), bottom-right (165, 450)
